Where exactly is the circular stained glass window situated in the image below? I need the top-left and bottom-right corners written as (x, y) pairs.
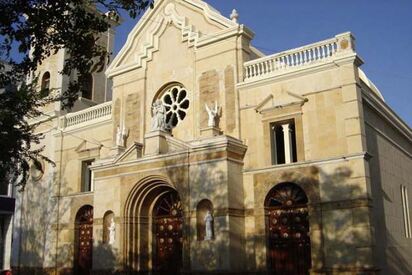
top-left (161, 86), bottom-right (190, 129)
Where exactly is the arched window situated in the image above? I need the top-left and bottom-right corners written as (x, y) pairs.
top-left (196, 199), bottom-right (214, 241)
top-left (79, 73), bottom-right (93, 100)
top-left (40, 71), bottom-right (50, 97)
top-left (102, 211), bottom-right (115, 244)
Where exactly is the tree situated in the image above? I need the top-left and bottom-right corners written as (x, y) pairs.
top-left (0, 0), bottom-right (154, 190)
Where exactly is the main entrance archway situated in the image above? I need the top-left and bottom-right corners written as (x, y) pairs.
top-left (124, 176), bottom-right (184, 273)
top-left (74, 205), bottom-right (93, 275)
top-left (153, 191), bottom-right (183, 274)
top-left (265, 182), bottom-right (311, 275)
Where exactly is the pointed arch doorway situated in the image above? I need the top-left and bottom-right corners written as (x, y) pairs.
top-left (265, 182), bottom-right (311, 275)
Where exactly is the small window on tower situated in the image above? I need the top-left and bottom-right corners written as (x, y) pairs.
top-left (81, 159), bottom-right (94, 192)
top-left (40, 71), bottom-right (50, 97)
top-left (79, 73), bottom-right (93, 100)
top-left (270, 120), bottom-right (297, 165)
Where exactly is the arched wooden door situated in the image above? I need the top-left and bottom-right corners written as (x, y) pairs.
top-left (265, 183), bottom-right (311, 275)
top-left (74, 205), bottom-right (94, 275)
top-left (153, 191), bottom-right (183, 274)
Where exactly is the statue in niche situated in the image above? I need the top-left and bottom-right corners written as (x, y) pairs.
top-left (116, 125), bottom-right (129, 147)
top-left (205, 101), bottom-right (221, 128)
top-left (151, 99), bottom-right (167, 131)
top-left (108, 217), bottom-right (116, 245)
top-left (204, 210), bottom-right (214, 240)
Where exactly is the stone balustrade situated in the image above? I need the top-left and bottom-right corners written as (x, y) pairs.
top-left (243, 32), bottom-right (355, 82)
top-left (60, 101), bottom-right (112, 129)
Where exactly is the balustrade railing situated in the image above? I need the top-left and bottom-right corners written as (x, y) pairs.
top-left (60, 101), bottom-right (112, 128)
top-left (243, 32), bottom-right (354, 82)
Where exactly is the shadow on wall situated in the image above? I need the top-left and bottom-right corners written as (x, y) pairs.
top-left (385, 232), bottom-right (412, 275)
top-left (316, 157), bottom-right (412, 274)
top-left (11, 161), bottom-right (74, 274)
top-left (316, 165), bottom-right (369, 269)
top-left (92, 242), bottom-right (118, 274)
top-left (161, 144), bottom-right (241, 272)
top-left (365, 123), bottom-right (412, 275)
top-left (13, 160), bottom-right (121, 275)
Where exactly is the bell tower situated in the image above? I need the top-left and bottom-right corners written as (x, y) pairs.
top-left (34, 11), bottom-right (119, 114)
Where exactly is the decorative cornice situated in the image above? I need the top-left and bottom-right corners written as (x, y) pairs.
top-left (91, 134), bottom-right (247, 173)
top-left (362, 87), bottom-right (412, 141)
top-left (243, 152), bottom-right (369, 175)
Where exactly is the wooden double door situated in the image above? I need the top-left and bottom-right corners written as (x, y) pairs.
top-left (267, 207), bottom-right (311, 275)
top-left (75, 205), bottom-right (93, 275)
top-left (265, 183), bottom-right (312, 275)
top-left (153, 191), bottom-right (183, 275)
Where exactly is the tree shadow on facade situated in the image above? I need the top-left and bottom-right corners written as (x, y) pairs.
top-left (315, 141), bottom-right (412, 274)
top-left (92, 242), bottom-right (118, 274)
top-left (316, 165), bottom-right (371, 272)
top-left (12, 161), bottom-right (74, 275)
top-left (365, 123), bottom-right (412, 275)
top-left (161, 144), bottom-right (240, 274)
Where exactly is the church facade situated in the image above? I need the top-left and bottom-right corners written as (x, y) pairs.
top-left (10, 0), bottom-right (412, 274)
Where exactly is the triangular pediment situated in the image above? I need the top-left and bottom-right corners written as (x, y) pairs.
top-left (106, 0), bottom-right (238, 78)
top-left (255, 91), bottom-right (308, 113)
top-left (75, 140), bottom-right (102, 153)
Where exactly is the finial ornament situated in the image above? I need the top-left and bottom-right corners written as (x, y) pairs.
top-left (151, 99), bottom-right (168, 131)
top-left (205, 101), bottom-right (221, 128)
top-left (230, 9), bottom-right (239, 23)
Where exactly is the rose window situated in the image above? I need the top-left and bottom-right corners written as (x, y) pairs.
top-left (161, 86), bottom-right (190, 129)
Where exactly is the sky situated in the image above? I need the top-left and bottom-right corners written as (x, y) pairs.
top-left (113, 0), bottom-right (412, 127)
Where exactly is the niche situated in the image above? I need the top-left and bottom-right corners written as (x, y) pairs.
top-left (103, 211), bottom-right (115, 244)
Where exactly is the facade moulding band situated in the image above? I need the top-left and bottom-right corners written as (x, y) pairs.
top-left (243, 151), bottom-right (370, 174)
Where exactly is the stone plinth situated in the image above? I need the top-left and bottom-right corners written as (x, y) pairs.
top-left (144, 130), bottom-right (170, 155)
top-left (110, 145), bottom-right (126, 156)
top-left (200, 127), bottom-right (221, 138)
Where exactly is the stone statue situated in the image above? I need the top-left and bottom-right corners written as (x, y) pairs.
top-left (116, 125), bottom-right (129, 147)
top-left (204, 210), bottom-right (214, 240)
top-left (108, 217), bottom-right (116, 245)
top-left (205, 102), bottom-right (221, 128)
top-left (151, 99), bottom-right (167, 131)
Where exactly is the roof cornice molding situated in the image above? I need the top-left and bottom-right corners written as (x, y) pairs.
top-left (362, 88), bottom-right (412, 141)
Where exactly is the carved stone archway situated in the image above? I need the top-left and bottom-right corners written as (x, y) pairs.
top-left (124, 176), bottom-right (183, 273)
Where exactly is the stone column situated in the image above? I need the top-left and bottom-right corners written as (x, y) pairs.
top-left (282, 123), bottom-right (293, 164)
top-left (271, 125), bottom-right (278, 164)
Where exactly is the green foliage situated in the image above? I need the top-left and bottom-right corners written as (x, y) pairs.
top-left (0, 0), bottom-right (154, 190)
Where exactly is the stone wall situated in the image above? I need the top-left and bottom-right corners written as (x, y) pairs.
top-left (364, 101), bottom-right (412, 275)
